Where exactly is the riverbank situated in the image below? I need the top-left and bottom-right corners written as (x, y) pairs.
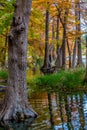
top-left (28, 67), bottom-right (86, 93)
top-left (0, 67), bottom-right (87, 93)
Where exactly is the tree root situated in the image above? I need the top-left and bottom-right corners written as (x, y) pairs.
top-left (0, 100), bottom-right (38, 121)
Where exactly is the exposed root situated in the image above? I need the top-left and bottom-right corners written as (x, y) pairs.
top-left (0, 99), bottom-right (38, 121)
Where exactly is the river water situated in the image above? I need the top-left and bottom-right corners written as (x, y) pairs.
top-left (0, 91), bottom-right (87, 130)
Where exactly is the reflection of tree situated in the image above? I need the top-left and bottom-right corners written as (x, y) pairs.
top-left (48, 93), bottom-right (54, 129)
top-left (71, 95), bottom-right (80, 129)
top-left (82, 93), bottom-right (87, 129)
top-left (64, 94), bottom-right (72, 129)
top-left (58, 93), bottom-right (64, 129)
top-left (0, 118), bottom-right (35, 130)
top-left (70, 94), bottom-right (85, 129)
top-left (1, 93), bottom-right (85, 130)
top-left (75, 94), bottom-right (85, 129)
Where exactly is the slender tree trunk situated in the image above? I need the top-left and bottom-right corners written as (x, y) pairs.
top-left (75, 0), bottom-right (83, 66)
top-left (62, 24), bottom-right (66, 69)
top-left (52, 4), bottom-right (63, 71)
top-left (62, 10), bottom-right (68, 69)
top-left (44, 7), bottom-right (49, 68)
top-left (56, 12), bottom-right (62, 70)
top-left (77, 37), bottom-right (83, 66)
top-left (72, 40), bottom-right (77, 68)
top-left (52, 18), bottom-right (55, 44)
top-left (67, 38), bottom-right (71, 68)
top-left (0, 0), bottom-right (37, 121)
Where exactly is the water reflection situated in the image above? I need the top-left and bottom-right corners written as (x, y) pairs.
top-left (1, 92), bottom-right (87, 129)
top-left (0, 118), bottom-right (35, 130)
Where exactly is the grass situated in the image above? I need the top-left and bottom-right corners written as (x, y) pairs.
top-left (28, 67), bottom-right (86, 92)
top-left (0, 67), bottom-right (86, 93)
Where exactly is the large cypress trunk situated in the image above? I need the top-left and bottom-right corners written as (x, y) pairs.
top-left (0, 0), bottom-right (37, 121)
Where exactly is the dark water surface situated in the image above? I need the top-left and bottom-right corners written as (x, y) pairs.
top-left (0, 91), bottom-right (87, 130)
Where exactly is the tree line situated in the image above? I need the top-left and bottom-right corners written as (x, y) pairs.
top-left (0, 0), bottom-right (87, 73)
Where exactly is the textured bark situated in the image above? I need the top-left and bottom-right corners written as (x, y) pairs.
top-left (0, 0), bottom-right (37, 121)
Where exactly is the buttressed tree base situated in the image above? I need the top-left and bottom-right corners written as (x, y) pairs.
top-left (0, 0), bottom-right (37, 121)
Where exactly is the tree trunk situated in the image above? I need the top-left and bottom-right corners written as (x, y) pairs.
top-left (61, 9), bottom-right (69, 69)
top-left (72, 40), bottom-right (77, 68)
top-left (62, 26), bottom-right (66, 69)
top-left (41, 5), bottom-right (52, 74)
top-left (75, 0), bottom-right (83, 66)
top-left (56, 12), bottom-right (62, 70)
top-left (0, 0), bottom-right (37, 121)
top-left (67, 38), bottom-right (71, 68)
top-left (77, 37), bottom-right (83, 66)
top-left (52, 18), bottom-right (55, 44)
top-left (43, 7), bottom-right (49, 69)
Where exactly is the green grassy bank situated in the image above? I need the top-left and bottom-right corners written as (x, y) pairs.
top-left (0, 67), bottom-right (86, 93)
top-left (28, 67), bottom-right (86, 92)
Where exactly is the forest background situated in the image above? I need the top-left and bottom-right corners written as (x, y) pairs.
top-left (0, 0), bottom-right (87, 89)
